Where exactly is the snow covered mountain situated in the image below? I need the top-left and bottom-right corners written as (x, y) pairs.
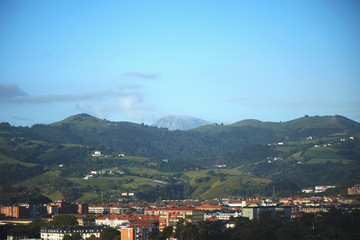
top-left (151, 115), bottom-right (210, 130)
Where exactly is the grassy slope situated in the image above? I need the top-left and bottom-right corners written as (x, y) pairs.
top-left (185, 169), bottom-right (271, 198)
top-left (14, 168), bottom-right (64, 200)
top-left (2, 114), bottom-right (360, 201)
top-left (303, 147), bottom-right (351, 164)
top-left (275, 135), bottom-right (357, 165)
top-left (0, 152), bottom-right (38, 167)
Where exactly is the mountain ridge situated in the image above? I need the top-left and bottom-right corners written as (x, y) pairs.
top-left (1, 114), bottom-right (360, 201)
top-left (151, 115), bottom-right (210, 130)
top-left (48, 113), bottom-right (360, 130)
top-left (2, 113), bottom-right (359, 164)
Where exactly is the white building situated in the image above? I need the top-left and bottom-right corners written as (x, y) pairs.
top-left (88, 205), bottom-right (109, 214)
top-left (92, 151), bottom-right (102, 156)
top-left (314, 185), bottom-right (336, 193)
top-left (302, 188), bottom-right (314, 193)
top-left (95, 216), bottom-right (130, 228)
top-left (40, 226), bottom-right (102, 240)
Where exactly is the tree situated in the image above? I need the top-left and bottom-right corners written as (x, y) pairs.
top-left (63, 235), bottom-right (72, 240)
top-left (27, 217), bottom-right (47, 237)
top-left (71, 232), bottom-right (82, 240)
top-left (50, 215), bottom-right (78, 226)
top-left (159, 226), bottom-right (173, 240)
top-left (100, 227), bottom-right (120, 240)
top-left (175, 220), bottom-right (199, 240)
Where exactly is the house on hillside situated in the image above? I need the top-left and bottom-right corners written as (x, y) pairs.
top-left (314, 185), bottom-right (335, 193)
top-left (92, 151), bottom-right (102, 156)
top-left (302, 188), bottom-right (314, 193)
top-left (214, 164), bottom-right (226, 168)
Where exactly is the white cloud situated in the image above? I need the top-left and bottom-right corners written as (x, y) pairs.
top-left (2, 83), bottom-right (154, 122)
top-left (8, 91), bottom-right (112, 103)
top-left (75, 93), bottom-right (153, 122)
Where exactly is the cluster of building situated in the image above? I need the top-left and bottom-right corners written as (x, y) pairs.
top-left (312, 136), bottom-right (354, 148)
top-left (83, 169), bottom-right (125, 180)
top-left (348, 184), bottom-right (360, 195)
top-left (40, 226), bottom-right (104, 240)
top-left (91, 151), bottom-right (125, 157)
top-left (266, 156), bottom-right (284, 163)
top-left (0, 200), bottom-right (88, 219)
top-left (2, 195), bottom-right (360, 240)
top-left (301, 185), bottom-right (336, 193)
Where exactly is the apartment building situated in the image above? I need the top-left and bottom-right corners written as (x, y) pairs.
top-left (144, 207), bottom-right (204, 231)
top-left (121, 220), bottom-right (158, 240)
top-left (40, 226), bottom-right (103, 240)
top-left (0, 206), bottom-right (27, 218)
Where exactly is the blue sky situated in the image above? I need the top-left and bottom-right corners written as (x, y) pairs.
top-left (1, 0), bottom-right (359, 126)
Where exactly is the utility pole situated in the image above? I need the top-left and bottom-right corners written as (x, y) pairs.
top-left (272, 185), bottom-right (275, 199)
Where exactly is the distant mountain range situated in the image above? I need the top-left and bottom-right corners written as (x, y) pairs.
top-left (151, 115), bottom-right (210, 130)
top-left (1, 113), bottom-right (359, 164)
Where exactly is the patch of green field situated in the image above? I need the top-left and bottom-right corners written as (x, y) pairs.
top-left (14, 169), bottom-right (61, 189)
top-left (185, 168), bottom-right (271, 198)
top-left (46, 191), bottom-right (64, 201)
top-left (198, 175), bottom-right (271, 198)
top-left (62, 143), bottom-right (83, 147)
top-left (89, 155), bottom-right (149, 163)
top-left (303, 147), bottom-right (350, 164)
top-left (76, 192), bottom-right (99, 202)
top-left (306, 158), bottom-right (351, 164)
top-left (122, 156), bottom-right (149, 162)
top-left (121, 176), bottom-right (163, 188)
top-left (126, 166), bottom-right (171, 176)
top-left (286, 140), bottom-right (314, 146)
top-left (0, 153), bottom-right (38, 167)
top-left (69, 176), bottom-right (116, 188)
top-left (190, 177), bottom-right (220, 196)
top-left (69, 175), bottom-right (163, 190)
top-left (44, 169), bottom-right (62, 177)
top-left (291, 151), bottom-right (302, 159)
top-left (185, 168), bottom-right (249, 182)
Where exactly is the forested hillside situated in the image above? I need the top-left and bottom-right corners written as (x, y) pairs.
top-left (0, 114), bottom-right (360, 202)
top-left (9, 114), bottom-right (360, 164)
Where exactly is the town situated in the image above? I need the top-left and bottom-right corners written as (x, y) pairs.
top-left (1, 184), bottom-right (360, 240)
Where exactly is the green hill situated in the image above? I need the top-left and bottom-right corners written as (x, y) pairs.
top-left (1, 115), bottom-right (360, 202)
top-left (15, 114), bottom-right (359, 164)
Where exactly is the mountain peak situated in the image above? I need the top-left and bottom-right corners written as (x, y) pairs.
top-left (152, 115), bottom-right (210, 130)
top-left (50, 113), bottom-right (99, 126)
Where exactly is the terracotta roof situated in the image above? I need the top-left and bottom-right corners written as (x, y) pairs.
top-left (96, 216), bottom-right (131, 221)
top-left (96, 215), bottom-right (158, 221)
top-left (196, 205), bottom-right (226, 210)
top-left (123, 219), bottom-right (158, 229)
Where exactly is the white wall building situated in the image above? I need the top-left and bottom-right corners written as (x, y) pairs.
top-left (95, 216), bottom-right (130, 228)
top-left (40, 226), bottom-right (102, 240)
